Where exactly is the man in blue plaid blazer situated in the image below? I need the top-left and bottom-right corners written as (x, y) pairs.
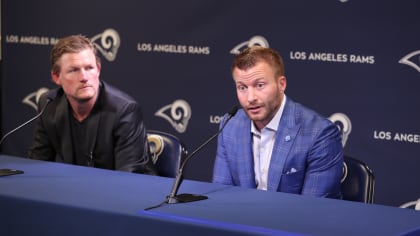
top-left (212, 46), bottom-right (343, 198)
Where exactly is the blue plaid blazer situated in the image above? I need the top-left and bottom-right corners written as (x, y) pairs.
top-left (212, 97), bottom-right (343, 198)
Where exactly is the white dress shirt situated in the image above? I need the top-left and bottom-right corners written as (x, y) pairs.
top-left (251, 96), bottom-right (286, 190)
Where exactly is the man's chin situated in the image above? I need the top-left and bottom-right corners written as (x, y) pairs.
top-left (246, 113), bottom-right (263, 121)
top-left (77, 95), bottom-right (95, 103)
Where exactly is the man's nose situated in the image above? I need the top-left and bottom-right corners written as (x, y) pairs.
top-left (247, 88), bottom-right (256, 103)
top-left (79, 69), bottom-right (89, 81)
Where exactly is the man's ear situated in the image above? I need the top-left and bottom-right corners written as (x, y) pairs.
top-left (51, 71), bottom-right (61, 86)
top-left (97, 63), bottom-right (101, 76)
top-left (279, 75), bottom-right (287, 91)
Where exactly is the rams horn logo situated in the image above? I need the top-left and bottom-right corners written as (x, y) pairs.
top-left (155, 99), bottom-right (191, 133)
top-left (22, 87), bottom-right (49, 110)
top-left (91, 28), bottom-right (121, 62)
top-left (147, 134), bottom-right (164, 164)
top-left (328, 113), bottom-right (352, 147)
top-left (230, 36), bottom-right (269, 55)
top-left (398, 50), bottom-right (420, 73)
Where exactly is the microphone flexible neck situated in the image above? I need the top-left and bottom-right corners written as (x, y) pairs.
top-left (167, 106), bottom-right (238, 201)
top-left (0, 98), bottom-right (51, 146)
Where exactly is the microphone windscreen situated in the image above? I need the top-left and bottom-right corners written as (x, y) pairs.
top-left (228, 106), bottom-right (239, 117)
top-left (47, 89), bottom-right (57, 101)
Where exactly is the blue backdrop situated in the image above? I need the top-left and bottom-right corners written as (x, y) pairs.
top-left (1, 0), bottom-right (419, 207)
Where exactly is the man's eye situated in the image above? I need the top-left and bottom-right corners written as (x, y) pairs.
top-left (238, 85), bottom-right (247, 91)
top-left (257, 83), bottom-right (265, 89)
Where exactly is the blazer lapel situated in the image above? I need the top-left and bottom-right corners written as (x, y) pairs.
top-left (267, 99), bottom-right (301, 191)
top-left (85, 110), bottom-right (101, 166)
top-left (234, 114), bottom-right (256, 188)
top-left (241, 124), bottom-right (256, 188)
top-left (55, 97), bottom-right (73, 163)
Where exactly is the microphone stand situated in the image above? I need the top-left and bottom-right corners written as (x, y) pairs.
top-left (0, 94), bottom-right (53, 177)
top-left (166, 106), bottom-right (238, 204)
top-left (166, 131), bottom-right (219, 204)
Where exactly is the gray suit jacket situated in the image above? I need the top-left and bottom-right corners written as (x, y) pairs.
top-left (213, 97), bottom-right (343, 198)
top-left (28, 81), bottom-right (157, 175)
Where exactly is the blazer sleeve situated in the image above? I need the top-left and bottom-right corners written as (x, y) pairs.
top-left (212, 114), bottom-right (234, 185)
top-left (301, 122), bottom-right (343, 198)
top-left (28, 92), bottom-right (56, 161)
top-left (112, 102), bottom-right (157, 175)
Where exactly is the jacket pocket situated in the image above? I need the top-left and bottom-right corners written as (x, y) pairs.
top-left (279, 167), bottom-right (305, 193)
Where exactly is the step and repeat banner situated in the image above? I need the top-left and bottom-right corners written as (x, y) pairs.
top-left (1, 0), bottom-right (419, 207)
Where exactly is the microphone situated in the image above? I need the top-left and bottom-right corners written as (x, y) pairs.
top-left (0, 89), bottom-right (55, 146)
top-left (0, 89), bottom-right (55, 177)
top-left (166, 105), bottom-right (239, 204)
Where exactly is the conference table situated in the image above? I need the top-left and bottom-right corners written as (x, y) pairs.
top-left (1, 155), bottom-right (420, 236)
